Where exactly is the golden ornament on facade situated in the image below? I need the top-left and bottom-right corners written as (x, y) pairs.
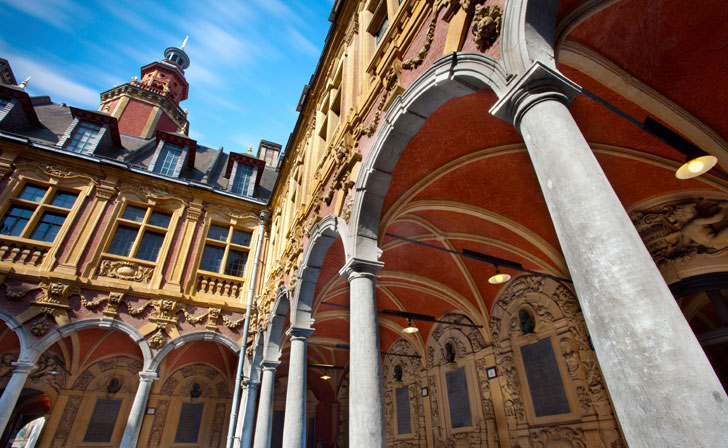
top-left (471, 4), bottom-right (502, 51)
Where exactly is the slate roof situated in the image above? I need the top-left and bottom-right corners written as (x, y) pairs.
top-left (0, 85), bottom-right (280, 203)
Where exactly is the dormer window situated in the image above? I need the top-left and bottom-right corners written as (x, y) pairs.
top-left (153, 142), bottom-right (185, 176)
top-left (58, 108), bottom-right (120, 155)
top-left (230, 162), bottom-right (256, 196)
top-left (67, 121), bottom-right (102, 153)
top-left (225, 152), bottom-right (265, 197)
top-left (0, 97), bottom-right (13, 122)
top-left (149, 131), bottom-right (196, 178)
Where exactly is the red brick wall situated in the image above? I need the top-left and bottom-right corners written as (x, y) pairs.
top-left (118, 100), bottom-right (154, 137)
top-left (156, 111), bottom-right (179, 133)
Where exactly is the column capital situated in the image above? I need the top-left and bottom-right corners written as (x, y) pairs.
top-left (339, 257), bottom-right (384, 280)
top-left (139, 371), bottom-right (159, 382)
top-left (261, 360), bottom-right (281, 371)
top-left (11, 361), bottom-right (35, 373)
top-left (490, 61), bottom-right (581, 130)
top-left (286, 326), bottom-right (314, 341)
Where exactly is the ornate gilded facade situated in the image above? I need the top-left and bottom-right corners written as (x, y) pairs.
top-left (1, 1), bottom-right (728, 447)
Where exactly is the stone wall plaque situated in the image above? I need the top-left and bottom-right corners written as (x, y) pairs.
top-left (174, 402), bottom-right (205, 443)
top-left (445, 367), bottom-right (472, 428)
top-left (83, 398), bottom-right (122, 442)
top-left (395, 385), bottom-right (411, 435)
top-left (520, 338), bottom-right (570, 417)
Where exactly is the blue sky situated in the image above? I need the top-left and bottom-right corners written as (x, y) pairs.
top-left (0, 0), bottom-right (334, 152)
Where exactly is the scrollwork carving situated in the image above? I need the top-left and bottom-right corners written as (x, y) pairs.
top-left (98, 259), bottom-right (154, 283)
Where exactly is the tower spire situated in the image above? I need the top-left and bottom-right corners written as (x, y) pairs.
top-left (180, 35), bottom-right (188, 50)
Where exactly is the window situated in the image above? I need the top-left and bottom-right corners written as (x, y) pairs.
top-left (153, 142), bottom-right (184, 176)
top-left (230, 163), bottom-right (255, 196)
top-left (107, 204), bottom-right (171, 262)
top-left (199, 223), bottom-right (252, 277)
top-left (0, 97), bottom-right (10, 109)
top-left (0, 183), bottom-right (78, 242)
top-left (368, 0), bottom-right (390, 48)
top-left (374, 17), bottom-right (389, 45)
top-left (67, 121), bottom-right (102, 153)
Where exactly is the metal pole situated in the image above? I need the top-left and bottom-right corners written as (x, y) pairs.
top-left (226, 210), bottom-right (269, 448)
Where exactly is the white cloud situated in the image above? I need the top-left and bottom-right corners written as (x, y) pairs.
top-left (8, 54), bottom-right (99, 107)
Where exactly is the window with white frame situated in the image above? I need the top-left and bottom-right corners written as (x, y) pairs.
top-left (153, 142), bottom-right (185, 176)
top-left (66, 121), bottom-right (102, 153)
top-left (106, 204), bottom-right (171, 262)
top-left (0, 182), bottom-right (79, 243)
top-left (199, 223), bottom-right (252, 277)
top-left (229, 163), bottom-right (256, 196)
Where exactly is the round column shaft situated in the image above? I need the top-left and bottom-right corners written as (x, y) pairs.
top-left (492, 62), bottom-right (728, 447)
top-left (120, 371), bottom-right (157, 448)
top-left (253, 361), bottom-right (280, 448)
top-left (281, 327), bottom-right (313, 448)
top-left (0, 361), bottom-right (34, 436)
top-left (239, 379), bottom-right (261, 448)
top-left (341, 259), bottom-right (385, 448)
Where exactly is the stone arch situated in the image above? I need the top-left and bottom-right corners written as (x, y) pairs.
top-left (348, 52), bottom-right (510, 263)
top-left (291, 214), bottom-right (348, 328)
top-left (25, 318), bottom-right (152, 369)
top-left (500, 0), bottom-right (561, 75)
top-left (263, 286), bottom-right (291, 362)
top-left (149, 331), bottom-right (239, 372)
top-left (0, 308), bottom-right (31, 361)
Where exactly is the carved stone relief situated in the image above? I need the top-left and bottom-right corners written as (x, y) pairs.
top-left (489, 275), bottom-right (624, 446)
top-left (631, 199), bottom-right (728, 269)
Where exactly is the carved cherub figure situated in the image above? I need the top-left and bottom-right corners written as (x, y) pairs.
top-left (679, 201), bottom-right (728, 251)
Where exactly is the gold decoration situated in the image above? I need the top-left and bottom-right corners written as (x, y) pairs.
top-left (183, 309), bottom-right (209, 324)
top-left (471, 4), bottom-right (502, 51)
top-left (31, 318), bottom-right (51, 336)
top-left (222, 315), bottom-right (245, 329)
top-left (403, 12), bottom-right (438, 70)
top-left (148, 330), bottom-right (165, 349)
top-left (2, 284), bottom-right (41, 301)
top-left (97, 259), bottom-right (154, 283)
top-left (206, 308), bottom-right (221, 331)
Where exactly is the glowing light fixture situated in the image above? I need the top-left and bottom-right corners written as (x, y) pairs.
top-left (320, 371), bottom-right (332, 381)
top-left (488, 267), bottom-right (511, 285)
top-left (402, 318), bottom-right (419, 334)
top-left (676, 155), bottom-right (718, 180)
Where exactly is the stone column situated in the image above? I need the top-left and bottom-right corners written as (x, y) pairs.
top-left (281, 327), bottom-right (313, 448)
top-left (239, 376), bottom-right (261, 448)
top-left (0, 361), bottom-right (34, 436)
top-left (340, 259), bottom-right (385, 448)
top-left (120, 371), bottom-right (157, 448)
top-left (253, 361), bottom-right (280, 448)
top-left (490, 61), bottom-right (728, 447)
